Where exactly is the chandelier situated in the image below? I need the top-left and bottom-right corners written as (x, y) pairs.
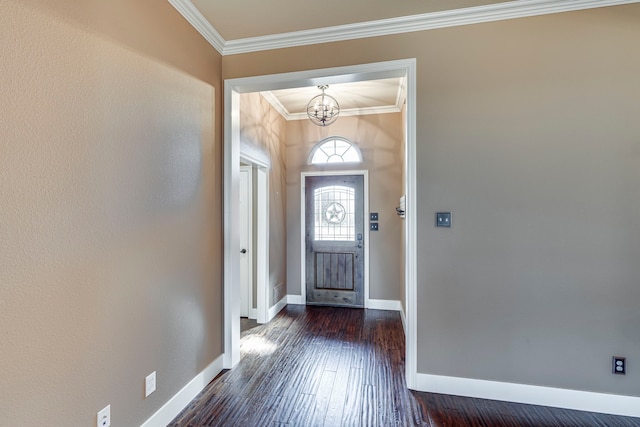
top-left (307, 85), bottom-right (340, 126)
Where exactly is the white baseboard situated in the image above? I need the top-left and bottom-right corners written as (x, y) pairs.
top-left (366, 298), bottom-right (403, 312)
top-left (287, 295), bottom-right (404, 315)
top-left (287, 294), bottom-right (304, 305)
top-left (416, 373), bottom-right (640, 418)
top-left (267, 296), bottom-right (288, 321)
top-left (141, 354), bottom-right (224, 427)
top-left (399, 306), bottom-right (406, 334)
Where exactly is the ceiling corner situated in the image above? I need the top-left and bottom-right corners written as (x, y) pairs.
top-left (168, 0), bottom-right (227, 55)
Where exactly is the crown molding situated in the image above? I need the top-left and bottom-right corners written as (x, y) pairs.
top-left (169, 0), bottom-right (639, 56)
top-left (289, 105), bottom-right (403, 120)
top-left (260, 91), bottom-right (403, 121)
top-left (259, 91), bottom-right (292, 120)
top-left (396, 76), bottom-right (407, 109)
top-left (168, 0), bottom-right (225, 54)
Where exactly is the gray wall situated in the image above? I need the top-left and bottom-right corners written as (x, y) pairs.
top-left (286, 114), bottom-right (405, 301)
top-left (224, 4), bottom-right (640, 397)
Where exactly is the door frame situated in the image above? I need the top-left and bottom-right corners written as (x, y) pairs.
top-left (240, 155), bottom-right (270, 326)
top-left (300, 170), bottom-right (369, 306)
top-left (224, 59), bottom-right (417, 390)
top-left (239, 165), bottom-right (254, 319)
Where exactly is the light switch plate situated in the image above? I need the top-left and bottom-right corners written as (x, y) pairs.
top-left (370, 222), bottom-right (379, 231)
top-left (370, 212), bottom-right (379, 221)
top-left (436, 212), bottom-right (451, 228)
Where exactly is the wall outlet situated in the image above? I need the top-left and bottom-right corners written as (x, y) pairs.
top-left (145, 371), bottom-right (157, 397)
top-left (613, 356), bottom-right (626, 375)
top-left (97, 405), bottom-right (110, 427)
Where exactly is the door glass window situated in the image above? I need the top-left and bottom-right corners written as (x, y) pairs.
top-left (314, 185), bottom-right (355, 241)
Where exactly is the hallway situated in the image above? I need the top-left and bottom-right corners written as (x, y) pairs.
top-left (169, 306), bottom-right (640, 426)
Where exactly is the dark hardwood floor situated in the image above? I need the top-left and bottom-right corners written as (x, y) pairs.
top-left (169, 305), bottom-right (640, 426)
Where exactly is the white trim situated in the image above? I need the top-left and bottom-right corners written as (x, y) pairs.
top-left (287, 294), bottom-right (305, 305)
top-left (289, 106), bottom-right (402, 120)
top-left (224, 58), bottom-right (417, 395)
top-left (239, 166), bottom-right (253, 319)
top-left (255, 167), bottom-right (269, 324)
top-left (223, 87), bottom-right (241, 369)
top-left (268, 296), bottom-right (288, 321)
top-left (239, 158), bottom-right (269, 326)
top-left (366, 298), bottom-right (403, 312)
top-left (223, 0), bottom-right (639, 54)
top-left (169, 0), bottom-right (640, 55)
top-left (260, 90), bottom-right (402, 121)
top-left (259, 91), bottom-right (292, 120)
top-left (167, 0), bottom-right (225, 54)
top-left (300, 170), bottom-right (370, 307)
top-left (240, 150), bottom-right (270, 169)
top-left (404, 60), bottom-right (418, 391)
top-left (415, 374), bottom-right (640, 418)
top-left (140, 355), bottom-right (224, 427)
top-left (240, 156), bottom-right (270, 326)
top-left (395, 76), bottom-right (407, 111)
top-left (399, 306), bottom-right (406, 334)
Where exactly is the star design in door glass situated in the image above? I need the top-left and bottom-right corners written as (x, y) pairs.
top-left (324, 202), bottom-right (346, 224)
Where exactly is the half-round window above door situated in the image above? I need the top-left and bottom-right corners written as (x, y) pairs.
top-left (308, 137), bottom-right (363, 165)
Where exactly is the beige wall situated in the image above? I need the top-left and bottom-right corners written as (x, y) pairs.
top-left (1, 1), bottom-right (222, 426)
top-left (240, 93), bottom-right (288, 306)
top-left (285, 114), bottom-right (405, 301)
top-left (223, 4), bottom-right (640, 396)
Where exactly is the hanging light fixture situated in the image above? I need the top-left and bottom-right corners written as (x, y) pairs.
top-left (307, 85), bottom-right (340, 126)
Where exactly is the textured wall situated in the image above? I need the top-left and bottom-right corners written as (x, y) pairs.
top-left (239, 93), bottom-right (288, 306)
top-left (1, 1), bottom-right (222, 426)
top-left (285, 114), bottom-right (405, 301)
top-left (223, 4), bottom-right (640, 397)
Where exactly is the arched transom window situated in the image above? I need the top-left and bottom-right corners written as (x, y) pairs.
top-left (308, 137), bottom-right (362, 165)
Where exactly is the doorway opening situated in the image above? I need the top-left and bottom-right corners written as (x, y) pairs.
top-left (224, 59), bottom-right (417, 389)
top-left (239, 156), bottom-right (269, 326)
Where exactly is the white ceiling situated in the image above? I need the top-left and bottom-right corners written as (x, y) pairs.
top-left (261, 77), bottom-right (406, 120)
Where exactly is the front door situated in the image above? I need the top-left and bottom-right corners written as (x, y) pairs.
top-left (305, 175), bottom-right (364, 307)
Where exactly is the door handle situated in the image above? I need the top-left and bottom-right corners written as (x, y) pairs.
top-left (240, 249), bottom-right (247, 254)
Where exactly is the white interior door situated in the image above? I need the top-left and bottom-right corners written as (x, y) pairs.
top-left (239, 166), bottom-right (253, 318)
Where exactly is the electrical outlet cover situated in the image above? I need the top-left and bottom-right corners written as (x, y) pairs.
top-left (146, 371), bottom-right (157, 397)
top-left (613, 356), bottom-right (626, 375)
top-left (97, 405), bottom-right (110, 427)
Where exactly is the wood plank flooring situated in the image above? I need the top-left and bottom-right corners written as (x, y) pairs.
top-left (169, 305), bottom-right (640, 426)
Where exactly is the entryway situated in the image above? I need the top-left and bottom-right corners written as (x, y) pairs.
top-left (224, 59), bottom-right (418, 388)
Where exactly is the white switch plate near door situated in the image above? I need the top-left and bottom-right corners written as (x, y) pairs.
top-left (97, 405), bottom-right (110, 427)
top-left (145, 371), bottom-right (156, 397)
